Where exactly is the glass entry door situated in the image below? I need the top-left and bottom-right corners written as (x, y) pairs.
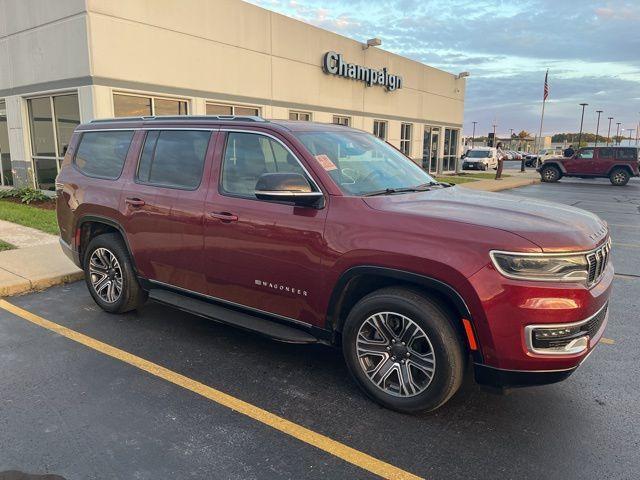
top-left (443, 128), bottom-right (459, 172)
top-left (422, 126), bottom-right (439, 173)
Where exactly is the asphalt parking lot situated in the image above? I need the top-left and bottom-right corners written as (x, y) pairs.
top-left (1, 176), bottom-right (638, 480)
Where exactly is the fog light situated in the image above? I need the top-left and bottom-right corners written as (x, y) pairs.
top-left (528, 325), bottom-right (589, 354)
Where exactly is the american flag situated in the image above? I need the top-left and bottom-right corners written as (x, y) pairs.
top-left (543, 69), bottom-right (549, 101)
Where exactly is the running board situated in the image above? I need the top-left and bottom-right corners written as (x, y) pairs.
top-left (148, 289), bottom-right (318, 344)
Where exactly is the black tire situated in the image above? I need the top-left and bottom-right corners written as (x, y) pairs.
top-left (540, 165), bottom-right (560, 182)
top-left (609, 167), bottom-right (630, 186)
top-left (83, 233), bottom-right (147, 313)
top-left (342, 287), bottom-right (465, 413)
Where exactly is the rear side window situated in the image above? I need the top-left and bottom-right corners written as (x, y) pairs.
top-left (137, 130), bottom-right (210, 189)
top-left (598, 148), bottom-right (614, 159)
top-left (617, 148), bottom-right (638, 161)
top-left (75, 131), bottom-right (134, 179)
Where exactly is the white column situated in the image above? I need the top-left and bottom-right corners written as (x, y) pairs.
top-left (5, 95), bottom-right (34, 188)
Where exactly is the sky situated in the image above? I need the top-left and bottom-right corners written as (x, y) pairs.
top-left (246, 0), bottom-right (640, 137)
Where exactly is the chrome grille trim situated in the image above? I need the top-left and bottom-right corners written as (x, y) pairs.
top-left (586, 238), bottom-right (611, 286)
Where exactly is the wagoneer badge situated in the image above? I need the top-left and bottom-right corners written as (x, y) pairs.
top-left (589, 226), bottom-right (607, 241)
top-left (255, 280), bottom-right (308, 297)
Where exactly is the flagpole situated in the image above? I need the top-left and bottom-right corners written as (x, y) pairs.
top-left (535, 69), bottom-right (548, 167)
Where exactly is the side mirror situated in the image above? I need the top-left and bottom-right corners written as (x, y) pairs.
top-left (255, 173), bottom-right (324, 208)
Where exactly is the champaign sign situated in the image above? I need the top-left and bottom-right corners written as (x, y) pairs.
top-left (322, 51), bottom-right (403, 92)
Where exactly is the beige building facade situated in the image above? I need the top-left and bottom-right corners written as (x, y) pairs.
top-left (0, 0), bottom-right (466, 190)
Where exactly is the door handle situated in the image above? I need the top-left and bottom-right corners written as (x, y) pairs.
top-left (125, 197), bottom-right (146, 207)
top-left (209, 211), bottom-right (238, 222)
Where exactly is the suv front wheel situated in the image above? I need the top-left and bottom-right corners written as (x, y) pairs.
top-left (540, 165), bottom-right (561, 182)
top-left (342, 287), bottom-right (465, 413)
top-left (609, 167), bottom-right (630, 186)
top-left (84, 233), bottom-right (148, 313)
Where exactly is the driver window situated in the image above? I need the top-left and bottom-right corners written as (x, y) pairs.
top-left (576, 148), bottom-right (594, 159)
top-left (221, 132), bottom-right (305, 198)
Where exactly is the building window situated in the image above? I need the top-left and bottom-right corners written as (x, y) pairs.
top-left (206, 103), bottom-right (260, 117)
top-left (113, 93), bottom-right (188, 117)
top-left (400, 123), bottom-right (412, 156)
top-left (27, 93), bottom-right (80, 190)
top-left (373, 120), bottom-right (387, 140)
top-left (443, 128), bottom-right (459, 172)
top-left (0, 99), bottom-right (12, 186)
top-left (289, 111), bottom-right (311, 121)
top-left (333, 115), bottom-right (350, 126)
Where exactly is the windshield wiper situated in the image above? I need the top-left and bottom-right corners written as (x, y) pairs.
top-left (363, 186), bottom-right (432, 196)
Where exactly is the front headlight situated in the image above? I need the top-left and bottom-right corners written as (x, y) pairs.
top-left (490, 251), bottom-right (588, 282)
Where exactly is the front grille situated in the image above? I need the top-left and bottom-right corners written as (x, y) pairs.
top-left (581, 302), bottom-right (608, 339)
top-left (586, 239), bottom-right (611, 285)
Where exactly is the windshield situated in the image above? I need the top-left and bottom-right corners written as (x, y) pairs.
top-left (466, 150), bottom-right (491, 158)
top-left (294, 130), bottom-right (436, 196)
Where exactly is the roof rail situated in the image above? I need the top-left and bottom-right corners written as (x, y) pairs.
top-left (90, 115), bottom-right (267, 124)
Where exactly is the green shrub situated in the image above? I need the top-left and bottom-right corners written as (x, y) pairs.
top-left (0, 187), bottom-right (53, 204)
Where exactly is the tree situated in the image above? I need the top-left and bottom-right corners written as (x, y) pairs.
top-left (517, 130), bottom-right (531, 139)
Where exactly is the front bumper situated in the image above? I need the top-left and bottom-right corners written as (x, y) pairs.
top-left (467, 258), bottom-right (613, 373)
top-left (474, 363), bottom-right (576, 388)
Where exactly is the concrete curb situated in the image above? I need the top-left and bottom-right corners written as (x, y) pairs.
top-left (0, 271), bottom-right (84, 297)
top-left (0, 243), bottom-right (84, 297)
top-left (458, 176), bottom-right (541, 192)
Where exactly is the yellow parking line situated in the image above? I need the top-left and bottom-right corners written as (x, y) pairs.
top-left (600, 337), bottom-right (616, 345)
top-left (0, 299), bottom-right (421, 480)
top-left (613, 242), bottom-right (640, 249)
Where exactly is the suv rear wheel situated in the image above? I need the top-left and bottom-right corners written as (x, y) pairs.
top-left (84, 233), bottom-right (147, 313)
top-left (342, 287), bottom-right (465, 413)
top-left (609, 167), bottom-right (630, 186)
top-left (540, 165), bottom-right (561, 182)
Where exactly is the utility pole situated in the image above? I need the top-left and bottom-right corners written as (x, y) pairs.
top-left (627, 128), bottom-right (634, 146)
top-left (615, 122), bottom-right (622, 145)
top-left (606, 117), bottom-right (613, 145)
top-left (594, 110), bottom-right (603, 147)
top-left (577, 103), bottom-right (588, 148)
top-left (472, 121), bottom-right (477, 147)
top-left (509, 128), bottom-right (514, 150)
top-left (492, 123), bottom-right (497, 147)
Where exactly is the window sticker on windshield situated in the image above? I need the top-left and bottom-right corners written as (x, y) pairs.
top-left (315, 154), bottom-right (337, 171)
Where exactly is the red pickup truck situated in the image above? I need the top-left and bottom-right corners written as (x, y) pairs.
top-left (538, 146), bottom-right (639, 185)
top-left (56, 116), bottom-right (612, 412)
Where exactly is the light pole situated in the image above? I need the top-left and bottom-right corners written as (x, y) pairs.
top-left (509, 128), bottom-right (514, 149)
top-left (627, 128), bottom-right (634, 146)
top-left (577, 103), bottom-right (588, 148)
top-left (492, 124), bottom-right (497, 147)
top-left (594, 110), bottom-right (603, 147)
top-left (606, 117), bottom-right (613, 145)
top-left (471, 121), bottom-right (477, 147)
top-left (615, 122), bottom-right (622, 145)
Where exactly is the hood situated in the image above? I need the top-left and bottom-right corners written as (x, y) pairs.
top-left (363, 187), bottom-right (608, 252)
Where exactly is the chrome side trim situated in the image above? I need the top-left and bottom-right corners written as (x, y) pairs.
top-left (524, 302), bottom-right (609, 356)
top-left (147, 279), bottom-right (312, 328)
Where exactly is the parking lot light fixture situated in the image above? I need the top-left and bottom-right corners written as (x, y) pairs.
top-left (616, 122), bottom-right (622, 145)
top-left (607, 117), bottom-right (613, 145)
top-left (472, 121), bottom-right (477, 147)
top-left (595, 110), bottom-right (603, 148)
top-left (577, 103), bottom-right (588, 148)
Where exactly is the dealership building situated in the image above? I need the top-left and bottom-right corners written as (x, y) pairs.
top-left (0, 0), bottom-right (466, 190)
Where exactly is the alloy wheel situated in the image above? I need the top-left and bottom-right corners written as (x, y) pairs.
top-left (89, 247), bottom-right (123, 303)
top-left (356, 312), bottom-right (436, 397)
top-left (613, 171), bottom-right (627, 185)
top-left (542, 168), bottom-right (557, 181)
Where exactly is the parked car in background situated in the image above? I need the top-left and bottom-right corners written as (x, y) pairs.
top-left (525, 153), bottom-right (540, 167)
top-left (461, 147), bottom-right (498, 170)
top-left (538, 146), bottom-right (640, 185)
top-left (57, 116), bottom-right (613, 413)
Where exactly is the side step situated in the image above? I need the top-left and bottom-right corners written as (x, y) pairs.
top-left (148, 288), bottom-right (318, 344)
